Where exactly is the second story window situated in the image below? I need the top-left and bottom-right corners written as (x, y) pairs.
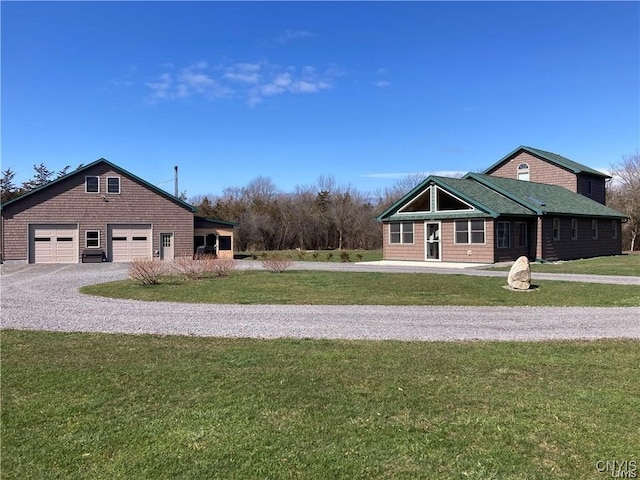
top-left (86, 176), bottom-right (99, 193)
top-left (107, 177), bottom-right (121, 194)
top-left (517, 163), bottom-right (530, 181)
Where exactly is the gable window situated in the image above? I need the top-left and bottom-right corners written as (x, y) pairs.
top-left (571, 218), bottom-right (578, 240)
top-left (612, 220), bottom-right (618, 240)
top-left (86, 230), bottom-right (100, 248)
top-left (455, 219), bottom-right (485, 244)
top-left (497, 222), bottom-right (511, 248)
top-left (436, 187), bottom-right (473, 211)
top-left (515, 222), bottom-right (528, 247)
top-left (86, 176), bottom-right (99, 193)
top-left (390, 222), bottom-right (414, 244)
top-left (592, 220), bottom-right (598, 240)
top-left (553, 218), bottom-right (560, 241)
top-left (517, 163), bottom-right (530, 181)
top-left (399, 187), bottom-right (431, 213)
top-left (107, 177), bottom-right (121, 194)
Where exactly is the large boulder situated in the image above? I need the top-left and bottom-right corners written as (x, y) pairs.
top-left (508, 256), bottom-right (531, 290)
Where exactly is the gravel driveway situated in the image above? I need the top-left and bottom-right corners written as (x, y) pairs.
top-left (1, 262), bottom-right (638, 341)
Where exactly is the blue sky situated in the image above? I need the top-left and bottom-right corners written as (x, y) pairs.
top-left (2, 1), bottom-right (639, 200)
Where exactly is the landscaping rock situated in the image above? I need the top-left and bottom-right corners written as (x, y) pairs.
top-left (508, 256), bottom-right (531, 290)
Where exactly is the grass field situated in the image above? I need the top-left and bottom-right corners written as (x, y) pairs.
top-left (491, 252), bottom-right (640, 276)
top-left (80, 270), bottom-right (640, 307)
top-left (1, 330), bottom-right (638, 480)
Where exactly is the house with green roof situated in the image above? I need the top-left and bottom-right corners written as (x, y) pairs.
top-left (377, 147), bottom-right (626, 263)
top-left (1, 159), bottom-right (235, 264)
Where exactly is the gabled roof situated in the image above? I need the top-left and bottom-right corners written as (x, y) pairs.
top-left (1, 158), bottom-right (197, 212)
top-left (483, 145), bottom-right (610, 178)
top-left (376, 175), bottom-right (534, 222)
top-left (465, 174), bottom-right (626, 218)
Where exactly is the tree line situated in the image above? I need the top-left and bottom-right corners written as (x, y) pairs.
top-left (2, 154), bottom-right (639, 252)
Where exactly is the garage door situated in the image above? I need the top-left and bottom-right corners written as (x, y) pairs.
top-left (29, 224), bottom-right (78, 264)
top-left (109, 224), bottom-right (152, 262)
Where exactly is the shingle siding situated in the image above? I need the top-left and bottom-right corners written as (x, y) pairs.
top-left (2, 163), bottom-right (194, 262)
top-left (487, 152), bottom-right (577, 191)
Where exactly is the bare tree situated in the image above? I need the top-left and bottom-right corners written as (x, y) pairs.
top-left (609, 152), bottom-right (640, 251)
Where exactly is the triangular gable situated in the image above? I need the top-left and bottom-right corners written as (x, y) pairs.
top-left (483, 146), bottom-right (609, 178)
top-left (1, 158), bottom-right (197, 212)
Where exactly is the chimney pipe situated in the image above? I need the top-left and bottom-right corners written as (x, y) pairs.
top-left (174, 166), bottom-right (178, 197)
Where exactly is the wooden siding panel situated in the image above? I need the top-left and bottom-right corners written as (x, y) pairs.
top-left (540, 217), bottom-right (622, 261)
top-left (576, 174), bottom-right (606, 205)
top-left (2, 163), bottom-right (194, 262)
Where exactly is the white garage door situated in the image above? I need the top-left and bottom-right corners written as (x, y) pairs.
top-left (109, 224), bottom-right (152, 262)
top-left (30, 224), bottom-right (78, 264)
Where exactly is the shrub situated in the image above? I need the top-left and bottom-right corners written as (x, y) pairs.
top-left (356, 253), bottom-right (364, 262)
top-left (340, 250), bottom-right (351, 262)
top-left (262, 254), bottom-right (293, 273)
top-left (129, 258), bottom-right (165, 285)
top-left (312, 252), bottom-right (320, 261)
top-left (326, 252), bottom-right (334, 261)
top-left (171, 256), bottom-right (208, 281)
top-left (296, 250), bottom-right (307, 260)
top-left (208, 258), bottom-right (237, 277)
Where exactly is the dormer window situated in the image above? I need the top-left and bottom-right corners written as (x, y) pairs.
top-left (517, 163), bottom-right (530, 181)
top-left (85, 176), bottom-right (99, 193)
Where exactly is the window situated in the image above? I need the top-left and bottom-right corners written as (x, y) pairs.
top-left (592, 220), bottom-right (598, 240)
top-left (86, 176), bottom-right (99, 193)
top-left (515, 222), bottom-right (528, 248)
top-left (219, 236), bottom-right (232, 250)
top-left (455, 219), bottom-right (485, 244)
top-left (86, 230), bottom-right (100, 248)
top-left (390, 222), bottom-right (414, 244)
top-left (571, 219), bottom-right (578, 240)
top-left (436, 187), bottom-right (473, 211)
top-left (612, 220), bottom-right (618, 240)
top-left (107, 177), bottom-right (121, 194)
top-left (587, 180), bottom-right (593, 195)
top-left (517, 163), bottom-right (530, 181)
top-left (497, 222), bottom-right (511, 248)
top-left (399, 187), bottom-right (431, 213)
top-left (553, 218), bottom-right (560, 241)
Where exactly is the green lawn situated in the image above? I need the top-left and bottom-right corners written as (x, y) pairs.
top-left (1, 330), bottom-right (638, 480)
top-left (80, 270), bottom-right (640, 307)
top-left (492, 252), bottom-right (640, 276)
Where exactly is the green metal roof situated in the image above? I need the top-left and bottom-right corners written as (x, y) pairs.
top-left (194, 216), bottom-right (238, 227)
top-left (1, 158), bottom-right (198, 212)
top-left (483, 146), bottom-right (610, 178)
top-left (467, 174), bottom-right (626, 218)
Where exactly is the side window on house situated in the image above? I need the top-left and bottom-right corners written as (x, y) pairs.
top-left (107, 177), bottom-right (121, 194)
top-left (455, 220), bottom-right (485, 244)
top-left (592, 220), bottom-right (598, 240)
top-left (497, 222), bottom-right (510, 248)
top-left (86, 176), bottom-right (99, 193)
top-left (553, 218), bottom-right (560, 241)
top-left (612, 220), bottom-right (618, 240)
top-left (218, 236), bottom-right (232, 250)
top-left (86, 231), bottom-right (100, 248)
top-left (515, 222), bottom-right (528, 247)
top-left (571, 219), bottom-right (578, 240)
top-left (389, 222), bottom-right (414, 244)
top-left (517, 163), bottom-right (530, 181)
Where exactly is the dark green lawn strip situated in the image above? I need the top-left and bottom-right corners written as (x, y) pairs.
top-left (2, 330), bottom-right (639, 479)
top-left (80, 271), bottom-right (640, 307)
top-left (490, 253), bottom-right (640, 276)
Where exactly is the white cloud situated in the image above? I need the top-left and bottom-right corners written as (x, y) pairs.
top-left (147, 59), bottom-right (341, 106)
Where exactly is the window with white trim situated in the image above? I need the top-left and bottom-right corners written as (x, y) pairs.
top-left (455, 219), bottom-right (485, 244)
top-left (612, 220), bottom-right (618, 240)
top-left (86, 176), bottom-right (99, 193)
top-left (390, 222), bottom-right (414, 244)
top-left (399, 186), bottom-right (431, 213)
top-left (515, 222), bottom-right (528, 247)
top-left (86, 230), bottom-right (100, 248)
top-left (571, 218), bottom-right (578, 240)
top-left (592, 219), bottom-right (598, 240)
top-left (517, 163), bottom-right (530, 181)
top-left (497, 222), bottom-right (511, 248)
top-left (107, 177), bottom-right (121, 194)
top-left (553, 218), bottom-right (560, 241)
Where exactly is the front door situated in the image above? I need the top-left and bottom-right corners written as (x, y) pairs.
top-left (160, 233), bottom-right (174, 261)
top-left (425, 222), bottom-right (441, 260)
